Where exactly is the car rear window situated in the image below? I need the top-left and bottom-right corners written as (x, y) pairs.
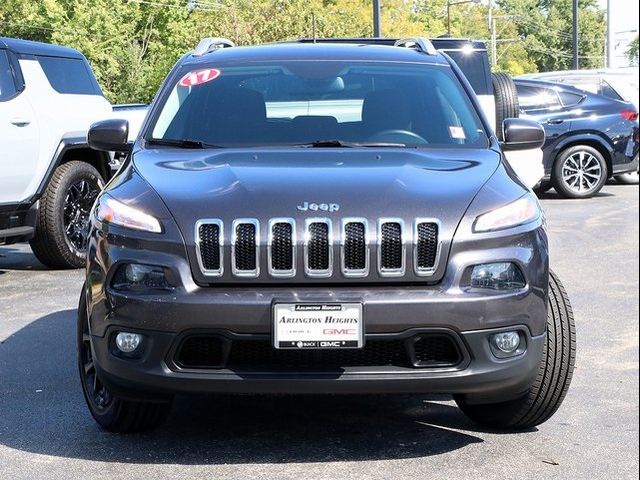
top-left (149, 61), bottom-right (488, 149)
top-left (37, 56), bottom-right (100, 95)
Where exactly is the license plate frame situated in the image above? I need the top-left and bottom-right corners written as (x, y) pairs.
top-left (272, 303), bottom-right (364, 349)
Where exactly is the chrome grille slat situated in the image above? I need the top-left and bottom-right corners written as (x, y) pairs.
top-left (231, 219), bottom-right (259, 277)
top-left (195, 217), bottom-right (441, 279)
top-left (378, 219), bottom-right (405, 276)
top-left (342, 218), bottom-right (369, 277)
top-left (305, 218), bottom-right (333, 277)
top-left (195, 219), bottom-right (223, 276)
top-left (268, 219), bottom-right (296, 277)
top-left (414, 219), bottom-right (440, 276)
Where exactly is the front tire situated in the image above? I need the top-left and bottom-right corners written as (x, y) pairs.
top-left (552, 146), bottom-right (607, 198)
top-left (456, 271), bottom-right (576, 430)
top-left (77, 287), bottom-right (171, 432)
top-left (30, 161), bottom-right (104, 269)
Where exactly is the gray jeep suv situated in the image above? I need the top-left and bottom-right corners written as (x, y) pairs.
top-left (81, 37), bottom-right (575, 432)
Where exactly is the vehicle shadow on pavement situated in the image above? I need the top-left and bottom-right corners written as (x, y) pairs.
top-left (0, 309), bottom-right (534, 465)
top-left (0, 245), bottom-right (48, 272)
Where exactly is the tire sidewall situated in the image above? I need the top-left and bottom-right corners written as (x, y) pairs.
top-left (51, 162), bottom-right (103, 266)
top-left (77, 284), bottom-right (122, 427)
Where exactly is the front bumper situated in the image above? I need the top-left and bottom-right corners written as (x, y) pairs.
top-left (93, 324), bottom-right (544, 404)
top-left (85, 218), bottom-right (549, 404)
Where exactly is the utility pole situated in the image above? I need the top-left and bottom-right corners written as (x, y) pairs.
top-left (373, 0), bottom-right (381, 37)
top-left (572, 0), bottom-right (579, 69)
top-left (606, 0), bottom-right (613, 68)
top-left (491, 18), bottom-right (497, 67)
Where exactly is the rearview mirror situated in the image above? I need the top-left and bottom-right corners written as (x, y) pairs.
top-left (501, 118), bottom-right (545, 151)
top-left (88, 119), bottom-right (130, 152)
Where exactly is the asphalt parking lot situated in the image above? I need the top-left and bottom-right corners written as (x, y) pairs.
top-left (0, 184), bottom-right (638, 480)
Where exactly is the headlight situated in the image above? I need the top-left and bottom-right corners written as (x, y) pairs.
top-left (470, 262), bottom-right (526, 290)
top-left (94, 195), bottom-right (162, 233)
top-left (473, 193), bottom-right (541, 233)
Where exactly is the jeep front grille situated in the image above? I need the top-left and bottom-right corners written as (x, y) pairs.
top-left (195, 218), bottom-right (441, 280)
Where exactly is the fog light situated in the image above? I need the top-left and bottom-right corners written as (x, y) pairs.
top-left (491, 331), bottom-right (521, 354)
top-left (112, 263), bottom-right (171, 291)
top-left (115, 332), bottom-right (142, 353)
top-left (470, 262), bottom-right (526, 290)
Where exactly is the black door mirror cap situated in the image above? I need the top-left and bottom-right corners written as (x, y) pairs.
top-left (501, 118), bottom-right (545, 151)
top-left (88, 119), bottom-right (131, 152)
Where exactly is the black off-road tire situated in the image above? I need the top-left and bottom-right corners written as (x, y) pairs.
top-left (456, 271), bottom-right (576, 430)
top-left (77, 288), bottom-right (171, 433)
top-left (30, 161), bottom-right (103, 269)
top-left (552, 145), bottom-right (608, 199)
top-left (491, 72), bottom-right (520, 140)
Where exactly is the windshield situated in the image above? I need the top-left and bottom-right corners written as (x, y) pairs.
top-left (148, 61), bottom-right (488, 149)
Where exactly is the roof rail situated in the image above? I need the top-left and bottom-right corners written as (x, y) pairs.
top-left (393, 37), bottom-right (438, 56)
top-left (192, 37), bottom-right (235, 57)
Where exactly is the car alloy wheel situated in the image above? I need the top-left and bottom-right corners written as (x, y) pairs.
top-left (63, 178), bottom-right (101, 253)
top-left (561, 150), bottom-right (603, 195)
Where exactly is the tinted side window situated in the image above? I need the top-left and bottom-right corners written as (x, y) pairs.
top-left (558, 91), bottom-right (584, 107)
top-left (444, 50), bottom-right (491, 96)
top-left (0, 50), bottom-right (18, 100)
top-left (516, 84), bottom-right (561, 111)
top-left (37, 56), bottom-right (99, 95)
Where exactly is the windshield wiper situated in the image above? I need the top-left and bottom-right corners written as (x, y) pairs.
top-left (296, 140), bottom-right (407, 148)
top-left (147, 138), bottom-right (222, 149)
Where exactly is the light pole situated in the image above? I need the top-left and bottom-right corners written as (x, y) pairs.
top-left (373, 0), bottom-right (381, 37)
top-left (447, 0), bottom-right (478, 36)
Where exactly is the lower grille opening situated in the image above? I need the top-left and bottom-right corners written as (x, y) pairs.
top-left (411, 334), bottom-right (462, 367)
top-left (176, 335), bottom-right (225, 369)
top-left (174, 333), bottom-right (462, 371)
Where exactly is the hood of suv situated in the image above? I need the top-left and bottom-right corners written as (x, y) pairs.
top-left (133, 148), bottom-right (500, 284)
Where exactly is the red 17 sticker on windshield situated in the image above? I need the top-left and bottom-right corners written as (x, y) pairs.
top-left (179, 68), bottom-right (221, 87)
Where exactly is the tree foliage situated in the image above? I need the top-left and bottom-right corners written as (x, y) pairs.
top-left (0, 0), bottom-right (607, 103)
top-left (626, 36), bottom-right (639, 67)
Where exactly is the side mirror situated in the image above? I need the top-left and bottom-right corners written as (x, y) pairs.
top-left (501, 118), bottom-right (545, 151)
top-left (88, 119), bottom-right (130, 152)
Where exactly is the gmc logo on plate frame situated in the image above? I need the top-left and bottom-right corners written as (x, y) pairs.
top-left (323, 328), bottom-right (356, 335)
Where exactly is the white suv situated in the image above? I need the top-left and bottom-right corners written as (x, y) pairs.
top-left (0, 37), bottom-right (144, 267)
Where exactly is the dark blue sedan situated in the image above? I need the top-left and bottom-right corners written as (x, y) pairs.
top-left (514, 79), bottom-right (639, 198)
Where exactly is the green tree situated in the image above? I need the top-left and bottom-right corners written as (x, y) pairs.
top-left (626, 36), bottom-right (639, 66)
top-left (498, 0), bottom-right (606, 71)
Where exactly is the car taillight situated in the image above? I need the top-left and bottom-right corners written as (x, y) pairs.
top-left (621, 109), bottom-right (639, 121)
